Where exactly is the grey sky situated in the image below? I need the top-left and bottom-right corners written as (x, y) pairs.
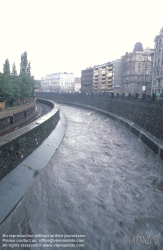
top-left (0, 0), bottom-right (162, 79)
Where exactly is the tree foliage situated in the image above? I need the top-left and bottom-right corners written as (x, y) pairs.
top-left (20, 51), bottom-right (31, 75)
top-left (11, 62), bottom-right (17, 76)
top-left (3, 59), bottom-right (10, 75)
top-left (0, 52), bottom-right (35, 104)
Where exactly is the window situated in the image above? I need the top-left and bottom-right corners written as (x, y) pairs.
top-left (153, 80), bottom-right (156, 86)
top-left (162, 58), bottom-right (163, 65)
top-left (138, 63), bottom-right (141, 68)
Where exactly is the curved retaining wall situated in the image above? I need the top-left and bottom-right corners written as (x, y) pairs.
top-left (35, 93), bottom-right (163, 140)
top-left (35, 93), bottom-right (163, 160)
top-left (0, 99), bottom-right (60, 180)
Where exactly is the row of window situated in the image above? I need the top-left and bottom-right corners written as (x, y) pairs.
top-left (126, 76), bottom-right (149, 81)
top-left (152, 80), bottom-right (163, 87)
top-left (153, 69), bottom-right (163, 76)
top-left (152, 88), bottom-right (163, 94)
top-left (126, 82), bottom-right (148, 87)
top-left (153, 58), bottom-right (163, 66)
top-left (124, 56), bottom-right (150, 62)
top-left (124, 69), bottom-right (149, 74)
top-left (124, 63), bottom-right (150, 70)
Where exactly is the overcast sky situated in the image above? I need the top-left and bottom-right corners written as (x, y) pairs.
top-left (0, 0), bottom-right (162, 79)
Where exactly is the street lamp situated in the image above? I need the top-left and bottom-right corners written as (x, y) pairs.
top-left (142, 55), bottom-right (148, 98)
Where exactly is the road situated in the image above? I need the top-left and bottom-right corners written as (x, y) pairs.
top-left (0, 105), bottom-right (163, 250)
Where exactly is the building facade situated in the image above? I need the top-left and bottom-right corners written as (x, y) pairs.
top-left (41, 72), bottom-right (75, 92)
top-left (122, 42), bottom-right (153, 96)
top-left (81, 67), bottom-right (94, 93)
top-left (93, 60), bottom-right (123, 93)
top-left (151, 27), bottom-right (163, 95)
top-left (34, 80), bottom-right (41, 92)
top-left (74, 77), bottom-right (81, 92)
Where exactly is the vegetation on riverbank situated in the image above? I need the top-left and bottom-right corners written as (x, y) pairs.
top-left (0, 52), bottom-right (35, 106)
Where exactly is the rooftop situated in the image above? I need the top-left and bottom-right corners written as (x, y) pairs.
top-left (133, 42), bottom-right (143, 52)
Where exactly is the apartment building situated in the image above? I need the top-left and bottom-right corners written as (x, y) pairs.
top-left (74, 77), bottom-right (81, 92)
top-left (41, 72), bottom-right (75, 92)
top-left (122, 42), bottom-right (153, 96)
top-left (151, 27), bottom-right (163, 95)
top-left (93, 60), bottom-right (123, 93)
top-left (81, 67), bottom-right (94, 93)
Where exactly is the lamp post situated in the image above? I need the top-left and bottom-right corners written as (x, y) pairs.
top-left (48, 81), bottom-right (51, 92)
top-left (142, 54), bottom-right (148, 98)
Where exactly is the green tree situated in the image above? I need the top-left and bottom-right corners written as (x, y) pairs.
top-left (20, 51), bottom-right (28, 73)
top-left (0, 52), bottom-right (35, 104)
top-left (11, 62), bottom-right (17, 76)
top-left (27, 62), bottom-right (31, 76)
top-left (3, 59), bottom-right (10, 75)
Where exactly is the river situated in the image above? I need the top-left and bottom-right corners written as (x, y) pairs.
top-left (0, 105), bottom-right (163, 250)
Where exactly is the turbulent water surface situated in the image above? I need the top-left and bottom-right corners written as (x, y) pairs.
top-left (0, 105), bottom-right (163, 250)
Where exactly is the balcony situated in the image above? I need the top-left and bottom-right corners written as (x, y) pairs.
top-left (107, 87), bottom-right (112, 90)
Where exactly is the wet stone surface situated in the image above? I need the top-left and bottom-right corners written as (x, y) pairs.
top-left (0, 105), bottom-right (163, 249)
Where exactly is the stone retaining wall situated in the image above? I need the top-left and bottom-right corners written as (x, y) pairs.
top-left (0, 99), bottom-right (60, 180)
top-left (35, 93), bottom-right (163, 141)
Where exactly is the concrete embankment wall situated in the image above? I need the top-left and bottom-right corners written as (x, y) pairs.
top-left (0, 99), bottom-right (60, 180)
top-left (35, 92), bottom-right (163, 160)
